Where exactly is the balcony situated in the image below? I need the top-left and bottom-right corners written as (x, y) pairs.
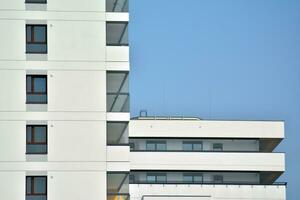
top-left (130, 183), bottom-right (286, 200)
top-left (107, 71), bottom-right (129, 113)
top-left (130, 152), bottom-right (285, 174)
top-left (129, 119), bottom-right (284, 151)
top-left (107, 172), bottom-right (130, 200)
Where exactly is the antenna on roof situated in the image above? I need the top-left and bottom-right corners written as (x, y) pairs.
top-left (139, 109), bottom-right (148, 117)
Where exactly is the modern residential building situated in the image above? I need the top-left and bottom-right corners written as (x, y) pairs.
top-left (0, 0), bottom-right (129, 200)
top-left (0, 0), bottom-right (286, 200)
top-left (129, 117), bottom-right (286, 200)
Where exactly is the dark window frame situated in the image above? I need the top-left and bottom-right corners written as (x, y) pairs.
top-left (26, 125), bottom-right (48, 154)
top-left (25, 0), bottom-right (47, 4)
top-left (26, 24), bottom-right (48, 54)
top-left (26, 75), bottom-right (48, 104)
top-left (26, 176), bottom-right (47, 197)
top-left (106, 22), bottom-right (129, 46)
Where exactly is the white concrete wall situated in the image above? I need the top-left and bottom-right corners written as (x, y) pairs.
top-left (130, 120), bottom-right (285, 139)
top-left (48, 70), bottom-right (106, 112)
top-left (0, 121), bottom-right (26, 161)
top-left (130, 184), bottom-right (286, 200)
top-left (0, 172), bottom-right (25, 200)
top-left (0, 1), bottom-right (130, 200)
top-left (0, 70), bottom-right (26, 111)
top-left (48, 171), bottom-right (106, 200)
top-left (48, 121), bottom-right (106, 161)
top-left (130, 152), bottom-right (285, 172)
top-left (48, 20), bottom-right (105, 61)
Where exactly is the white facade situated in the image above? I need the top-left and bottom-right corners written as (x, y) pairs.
top-left (0, 0), bottom-right (129, 199)
top-left (129, 118), bottom-right (286, 200)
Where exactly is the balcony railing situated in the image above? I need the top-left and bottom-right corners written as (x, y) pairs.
top-left (107, 71), bottom-right (129, 112)
top-left (107, 93), bottom-right (130, 112)
top-left (106, 0), bottom-right (129, 12)
top-left (107, 194), bottom-right (130, 200)
top-left (130, 181), bottom-right (287, 186)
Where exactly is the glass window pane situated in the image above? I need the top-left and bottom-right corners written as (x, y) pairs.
top-left (26, 26), bottom-right (32, 42)
top-left (27, 144), bottom-right (47, 154)
top-left (26, 177), bottom-right (32, 194)
top-left (156, 143), bottom-right (166, 151)
top-left (106, 0), bottom-right (115, 11)
top-left (107, 72), bottom-right (129, 93)
top-left (33, 77), bottom-right (46, 93)
top-left (194, 175), bottom-right (203, 183)
top-left (213, 143), bottom-right (223, 151)
top-left (146, 175), bottom-right (156, 183)
top-left (213, 175), bottom-right (223, 183)
top-left (34, 177), bottom-right (46, 194)
top-left (156, 175), bottom-right (166, 182)
top-left (120, 24), bottom-right (128, 45)
top-left (146, 142), bottom-right (156, 150)
top-left (26, 196), bottom-right (47, 200)
top-left (107, 0), bottom-right (128, 12)
top-left (107, 22), bottom-right (128, 46)
top-left (27, 127), bottom-right (32, 143)
top-left (34, 127), bottom-right (47, 143)
top-left (193, 143), bottom-right (202, 151)
top-left (26, 94), bottom-right (47, 104)
top-left (27, 76), bottom-right (32, 93)
top-left (183, 143), bottom-right (192, 151)
top-left (26, 44), bottom-right (47, 53)
top-left (107, 122), bottom-right (128, 144)
top-left (183, 175), bottom-right (193, 183)
top-left (34, 26), bottom-right (46, 42)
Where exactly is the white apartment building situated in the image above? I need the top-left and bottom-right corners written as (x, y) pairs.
top-left (129, 117), bottom-right (286, 200)
top-left (0, 0), bottom-right (130, 200)
top-left (0, 0), bottom-right (286, 200)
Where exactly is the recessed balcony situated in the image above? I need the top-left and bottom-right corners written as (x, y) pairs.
top-left (130, 151), bottom-right (285, 175)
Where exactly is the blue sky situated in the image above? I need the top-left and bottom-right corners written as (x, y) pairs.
top-left (129, 0), bottom-right (300, 199)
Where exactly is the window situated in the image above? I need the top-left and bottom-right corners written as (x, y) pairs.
top-left (213, 175), bottom-right (223, 183)
top-left (26, 25), bottom-right (47, 53)
top-left (25, 0), bottom-right (47, 4)
top-left (26, 176), bottom-right (47, 200)
top-left (26, 75), bottom-right (47, 104)
top-left (106, 22), bottom-right (128, 46)
top-left (213, 143), bottom-right (223, 151)
top-left (146, 141), bottom-right (167, 151)
top-left (183, 173), bottom-right (203, 183)
top-left (183, 141), bottom-right (203, 151)
top-left (26, 125), bottom-right (47, 154)
top-left (106, 0), bottom-right (128, 12)
top-left (146, 173), bottom-right (167, 183)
